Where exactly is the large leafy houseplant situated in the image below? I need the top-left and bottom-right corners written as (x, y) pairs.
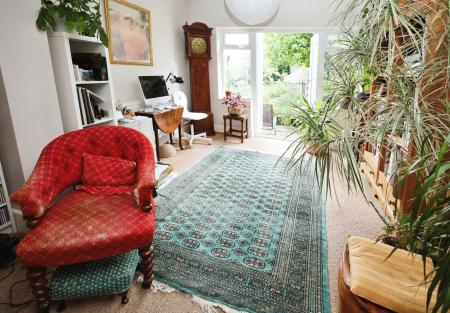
top-left (286, 0), bottom-right (449, 311)
top-left (36, 0), bottom-right (108, 47)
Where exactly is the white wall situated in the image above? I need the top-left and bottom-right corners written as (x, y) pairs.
top-left (0, 0), bottom-right (64, 191)
top-left (102, 0), bottom-right (191, 108)
top-left (0, 0), bottom-right (65, 233)
top-left (187, 0), bottom-right (339, 133)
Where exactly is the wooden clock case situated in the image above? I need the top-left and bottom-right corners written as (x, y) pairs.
top-left (183, 22), bottom-right (215, 136)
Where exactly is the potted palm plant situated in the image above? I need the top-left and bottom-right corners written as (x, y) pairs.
top-left (288, 97), bottom-right (339, 155)
top-left (286, 0), bottom-right (449, 311)
top-left (36, 0), bottom-right (108, 47)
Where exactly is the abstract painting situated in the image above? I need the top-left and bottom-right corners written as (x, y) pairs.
top-left (105, 0), bottom-right (153, 65)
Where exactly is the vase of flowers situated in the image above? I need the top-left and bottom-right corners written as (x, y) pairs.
top-left (222, 93), bottom-right (248, 116)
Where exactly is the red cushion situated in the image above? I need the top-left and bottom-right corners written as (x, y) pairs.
top-left (82, 153), bottom-right (136, 186)
top-left (16, 191), bottom-right (155, 267)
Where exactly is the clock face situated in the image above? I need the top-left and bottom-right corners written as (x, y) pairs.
top-left (191, 37), bottom-right (208, 55)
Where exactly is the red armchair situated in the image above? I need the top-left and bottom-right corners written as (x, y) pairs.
top-left (11, 126), bottom-right (156, 313)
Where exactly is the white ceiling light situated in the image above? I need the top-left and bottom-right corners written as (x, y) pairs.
top-left (225, 0), bottom-right (281, 26)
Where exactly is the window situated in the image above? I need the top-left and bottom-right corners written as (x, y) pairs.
top-left (219, 31), bottom-right (252, 98)
top-left (223, 49), bottom-right (251, 98)
top-left (323, 34), bottom-right (342, 100)
top-left (225, 33), bottom-right (249, 46)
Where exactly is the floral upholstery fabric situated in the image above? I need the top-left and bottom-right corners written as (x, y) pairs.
top-left (11, 126), bottom-right (156, 217)
top-left (16, 191), bottom-right (155, 267)
top-left (81, 153), bottom-right (136, 186)
top-left (49, 250), bottom-right (140, 301)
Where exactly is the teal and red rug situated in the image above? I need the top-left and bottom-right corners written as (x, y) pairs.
top-left (154, 147), bottom-right (330, 313)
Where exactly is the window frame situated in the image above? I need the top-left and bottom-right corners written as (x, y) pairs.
top-left (217, 29), bottom-right (253, 98)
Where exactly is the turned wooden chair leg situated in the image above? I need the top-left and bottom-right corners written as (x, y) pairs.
top-left (119, 290), bottom-right (129, 304)
top-left (27, 267), bottom-right (50, 313)
top-left (56, 300), bottom-right (66, 312)
top-left (138, 245), bottom-right (154, 289)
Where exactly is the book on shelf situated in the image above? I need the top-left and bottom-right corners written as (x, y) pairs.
top-left (73, 64), bottom-right (81, 81)
top-left (387, 147), bottom-right (402, 181)
top-left (375, 143), bottom-right (381, 158)
top-left (77, 87), bottom-right (87, 125)
top-left (81, 87), bottom-right (94, 124)
top-left (401, 132), bottom-right (410, 148)
top-left (86, 89), bottom-right (106, 104)
top-left (73, 64), bottom-right (96, 82)
top-left (76, 87), bottom-right (106, 126)
top-left (72, 53), bottom-right (108, 81)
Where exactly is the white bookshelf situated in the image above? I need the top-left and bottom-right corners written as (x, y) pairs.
top-left (47, 31), bottom-right (117, 132)
top-left (0, 162), bottom-right (16, 234)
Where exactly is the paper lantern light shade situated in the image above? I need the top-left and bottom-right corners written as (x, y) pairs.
top-left (225, 0), bottom-right (281, 25)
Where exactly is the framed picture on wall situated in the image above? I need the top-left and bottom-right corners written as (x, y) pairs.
top-left (104, 0), bottom-right (153, 66)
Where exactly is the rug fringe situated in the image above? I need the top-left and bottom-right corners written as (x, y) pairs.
top-left (190, 294), bottom-right (246, 313)
top-left (136, 274), bottom-right (245, 313)
top-left (151, 280), bottom-right (177, 294)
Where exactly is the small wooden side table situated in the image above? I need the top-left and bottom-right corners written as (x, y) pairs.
top-left (223, 114), bottom-right (248, 143)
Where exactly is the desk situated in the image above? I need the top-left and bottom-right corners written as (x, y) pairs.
top-left (136, 107), bottom-right (184, 161)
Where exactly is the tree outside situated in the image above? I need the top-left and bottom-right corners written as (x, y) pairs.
top-left (263, 33), bottom-right (312, 125)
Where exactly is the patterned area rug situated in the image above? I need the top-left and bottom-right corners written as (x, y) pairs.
top-left (154, 148), bottom-right (330, 313)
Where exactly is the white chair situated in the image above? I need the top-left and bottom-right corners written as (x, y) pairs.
top-left (173, 91), bottom-right (212, 147)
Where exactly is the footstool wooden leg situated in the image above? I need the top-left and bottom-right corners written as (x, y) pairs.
top-left (27, 267), bottom-right (50, 313)
top-left (138, 245), bottom-right (154, 289)
top-left (56, 300), bottom-right (66, 312)
top-left (119, 290), bottom-right (129, 304)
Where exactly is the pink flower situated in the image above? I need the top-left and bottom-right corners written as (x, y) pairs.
top-left (222, 93), bottom-right (248, 108)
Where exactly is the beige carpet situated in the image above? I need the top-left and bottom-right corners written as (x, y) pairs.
top-left (0, 133), bottom-right (383, 313)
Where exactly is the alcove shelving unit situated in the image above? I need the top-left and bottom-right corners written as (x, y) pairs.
top-left (47, 31), bottom-right (117, 132)
top-left (359, 1), bottom-right (448, 223)
top-left (0, 162), bottom-right (16, 234)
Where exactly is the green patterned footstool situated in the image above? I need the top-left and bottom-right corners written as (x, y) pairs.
top-left (49, 250), bottom-right (140, 312)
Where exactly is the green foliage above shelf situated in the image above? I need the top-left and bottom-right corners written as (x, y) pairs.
top-left (36, 0), bottom-right (109, 47)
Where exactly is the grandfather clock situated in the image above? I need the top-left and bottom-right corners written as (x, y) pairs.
top-left (183, 22), bottom-right (215, 135)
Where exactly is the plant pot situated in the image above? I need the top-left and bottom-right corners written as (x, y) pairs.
top-left (228, 107), bottom-right (243, 116)
top-left (52, 14), bottom-right (69, 32)
top-left (52, 13), bottom-right (78, 34)
top-left (378, 235), bottom-right (399, 247)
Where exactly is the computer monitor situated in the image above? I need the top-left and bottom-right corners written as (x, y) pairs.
top-left (138, 75), bottom-right (170, 106)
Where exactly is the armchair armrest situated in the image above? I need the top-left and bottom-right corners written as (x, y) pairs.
top-left (10, 174), bottom-right (60, 219)
top-left (133, 154), bottom-right (156, 212)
